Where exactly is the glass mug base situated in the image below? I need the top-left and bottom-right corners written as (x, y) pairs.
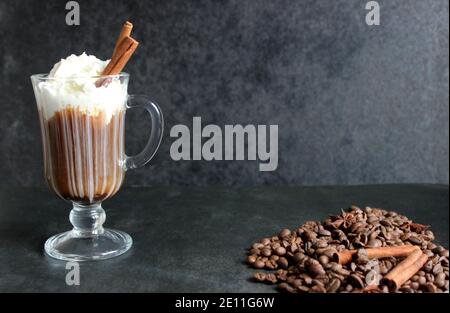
top-left (44, 202), bottom-right (132, 261)
top-left (45, 229), bottom-right (132, 261)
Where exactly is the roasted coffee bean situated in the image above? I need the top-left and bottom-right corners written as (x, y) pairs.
top-left (399, 286), bottom-right (413, 293)
top-left (310, 264), bottom-right (326, 277)
top-left (356, 249), bottom-right (369, 264)
top-left (261, 248), bottom-right (272, 257)
top-left (266, 273), bottom-right (277, 283)
top-left (433, 264), bottom-right (443, 275)
top-left (337, 267), bottom-right (351, 276)
top-left (286, 285), bottom-right (296, 293)
top-left (427, 242), bottom-right (437, 250)
top-left (329, 271), bottom-right (345, 281)
top-left (431, 254), bottom-right (441, 264)
top-left (247, 255), bottom-right (257, 264)
top-left (279, 229), bottom-right (291, 238)
top-left (249, 248), bottom-right (260, 255)
top-left (310, 285), bottom-right (326, 293)
top-left (318, 255), bottom-right (329, 265)
top-left (297, 285), bottom-right (310, 293)
top-left (400, 232), bottom-right (411, 241)
top-left (254, 260), bottom-right (265, 269)
top-left (330, 263), bottom-right (342, 272)
top-left (311, 279), bottom-right (325, 288)
top-left (316, 274), bottom-right (330, 283)
top-left (286, 276), bottom-right (296, 284)
top-left (319, 229), bottom-right (331, 237)
top-left (424, 260), bottom-right (433, 272)
top-left (265, 260), bottom-right (277, 269)
top-left (261, 238), bottom-right (271, 246)
top-left (277, 273), bottom-right (287, 281)
top-left (367, 238), bottom-right (382, 248)
top-left (252, 243), bottom-right (264, 250)
top-left (303, 230), bottom-right (317, 241)
top-left (306, 248), bottom-right (315, 256)
top-left (292, 252), bottom-right (306, 263)
top-left (254, 272), bottom-right (266, 281)
top-left (370, 230), bottom-right (380, 239)
top-left (435, 272), bottom-right (446, 288)
top-left (349, 274), bottom-right (365, 289)
top-left (277, 257), bottom-right (289, 269)
top-left (423, 283), bottom-right (437, 293)
top-left (383, 260), bottom-right (394, 272)
top-left (312, 240), bottom-right (328, 249)
top-left (425, 273), bottom-right (434, 283)
top-left (292, 279), bottom-right (303, 288)
top-left (275, 246), bottom-right (286, 256)
top-left (424, 230), bottom-right (435, 241)
top-left (271, 242), bottom-right (281, 250)
top-left (326, 278), bottom-right (341, 293)
top-left (432, 246), bottom-right (445, 254)
top-left (322, 248), bottom-right (338, 258)
top-left (278, 282), bottom-right (289, 291)
top-left (418, 276), bottom-right (427, 285)
top-left (323, 263), bottom-right (334, 270)
top-left (306, 259), bottom-right (326, 277)
top-left (299, 274), bottom-right (313, 285)
top-left (270, 255), bottom-right (279, 261)
top-left (290, 243), bottom-right (299, 253)
top-left (315, 247), bottom-right (328, 255)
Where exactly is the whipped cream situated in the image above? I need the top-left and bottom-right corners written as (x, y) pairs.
top-left (35, 52), bottom-right (127, 123)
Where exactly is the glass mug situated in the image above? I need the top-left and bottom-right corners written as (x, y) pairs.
top-left (31, 73), bottom-right (163, 261)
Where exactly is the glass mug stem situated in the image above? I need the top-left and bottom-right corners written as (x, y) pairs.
top-left (69, 203), bottom-right (106, 237)
top-left (32, 73), bottom-right (164, 261)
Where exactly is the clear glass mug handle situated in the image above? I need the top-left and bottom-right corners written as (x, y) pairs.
top-left (124, 95), bottom-right (164, 170)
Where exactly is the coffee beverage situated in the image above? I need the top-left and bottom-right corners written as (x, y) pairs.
top-left (33, 53), bottom-right (128, 204)
top-left (32, 47), bottom-right (163, 261)
top-left (40, 108), bottom-right (125, 204)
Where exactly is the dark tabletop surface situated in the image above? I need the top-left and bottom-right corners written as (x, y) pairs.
top-left (0, 184), bottom-right (448, 293)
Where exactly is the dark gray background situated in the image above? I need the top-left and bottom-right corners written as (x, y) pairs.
top-left (0, 0), bottom-right (448, 187)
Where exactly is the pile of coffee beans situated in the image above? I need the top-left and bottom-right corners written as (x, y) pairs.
top-left (246, 206), bottom-right (449, 293)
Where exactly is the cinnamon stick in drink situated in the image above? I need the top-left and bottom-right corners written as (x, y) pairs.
top-left (102, 36), bottom-right (139, 76)
top-left (112, 21), bottom-right (133, 56)
top-left (334, 245), bottom-right (420, 265)
top-left (96, 22), bottom-right (139, 87)
top-left (382, 249), bottom-right (428, 291)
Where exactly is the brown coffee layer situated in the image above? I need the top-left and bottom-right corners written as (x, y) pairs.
top-left (39, 108), bottom-right (125, 204)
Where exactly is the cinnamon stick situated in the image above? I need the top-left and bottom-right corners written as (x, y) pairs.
top-left (96, 21), bottom-right (139, 87)
top-left (112, 21), bottom-right (133, 56)
top-left (382, 249), bottom-right (428, 291)
top-left (333, 245), bottom-right (420, 265)
top-left (102, 36), bottom-right (139, 75)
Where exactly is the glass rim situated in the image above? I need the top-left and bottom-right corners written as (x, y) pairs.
top-left (30, 72), bottom-right (130, 81)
